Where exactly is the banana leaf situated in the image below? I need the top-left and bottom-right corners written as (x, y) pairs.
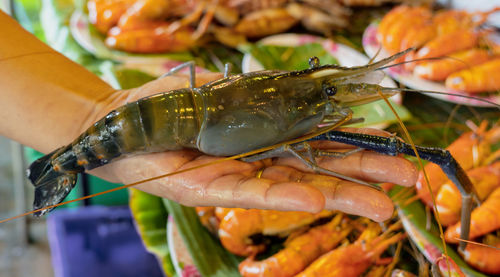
top-left (129, 189), bottom-right (176, 277)
top-left (163, 200), bottom-right (241, 277)
top-left (241, 43), bottom-right (339, 71)
top-left (39, 0), bottom-right (106, 74)
top-left (389, 187), bottom-right (488, 277)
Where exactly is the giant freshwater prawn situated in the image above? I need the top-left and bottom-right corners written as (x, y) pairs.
top-left (1, 47), bottom-right (500, 275)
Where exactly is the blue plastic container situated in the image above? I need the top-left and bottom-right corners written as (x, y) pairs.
top-left (47, 206), bottom-right (164, 277)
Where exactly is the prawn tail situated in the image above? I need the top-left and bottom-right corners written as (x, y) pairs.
top-left (27, 146), bottom-right (81, 216)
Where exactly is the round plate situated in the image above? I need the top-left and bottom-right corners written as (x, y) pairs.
top-left (362, 22), bottom-right (500, 107)
top-left (242, 33), bottom-right (399, 94)
top-left (167, 216), bottom-right (201, 277)
top-left (70, 10), bottom-right (194, 76)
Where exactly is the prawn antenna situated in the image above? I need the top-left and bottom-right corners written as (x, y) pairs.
top-left (375, 56), bottom-right (471, 71)
top-left (380, 87), bottom-right (500, 109)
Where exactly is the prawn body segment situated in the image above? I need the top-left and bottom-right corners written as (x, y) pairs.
top-left (196, 70), bottom-right (332, 156)
top-left (69, 87), bottom-right (203, 170)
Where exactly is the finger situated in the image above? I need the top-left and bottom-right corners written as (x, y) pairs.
top-left (275, 151), bottom-right (418, 187)
top-left (200, 176), bottom-right (325, 213)
top-left (171, 157), bottom-right (324, 212)
top-left (261, 166), bottom-right (394, 222)
top-left (309, 127), bottom-right (393, 149)
top-left (109, 153), bottom-right (325, 213)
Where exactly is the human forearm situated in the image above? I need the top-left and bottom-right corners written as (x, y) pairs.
top-left (0, 10), bottom-right (117, 153)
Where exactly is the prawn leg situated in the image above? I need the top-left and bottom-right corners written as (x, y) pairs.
top-left (241, 141), bottom-right (378, 190)
top-left (159, 61), bottom-right (233, 85)
top-left (159, 61), bottom-right (196, 87)
top-left (310, 130), bottom-right (476, 251)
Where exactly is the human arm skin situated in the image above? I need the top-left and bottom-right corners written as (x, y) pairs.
top-left (0, 10), bottom-right (117, 152)
top-left (0, 10), bottom-right (417, 220)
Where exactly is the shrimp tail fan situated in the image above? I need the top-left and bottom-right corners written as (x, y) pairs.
top-left (27, 147), bottom-right (81, 216)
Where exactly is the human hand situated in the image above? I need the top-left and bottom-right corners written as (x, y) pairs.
top-left (89, 73), bottom-right (417, 222)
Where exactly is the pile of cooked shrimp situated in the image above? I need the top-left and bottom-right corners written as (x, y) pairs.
top-left (377, 5), bottom-right (500, 94)
top-left (196, 207), bottom-right (406, 277)
top-left (87, 0), bottom-right (429, 54)
top-left (415, 122), bottom-right (500, 275)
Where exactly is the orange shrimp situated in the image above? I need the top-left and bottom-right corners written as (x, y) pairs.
top-left (196, 206), bottom-right (219, 233)
top-left (416, 121), bottom-right (493, 207)
top-left (399, 22), bottom-right (436, 54)
top-left (413, 48), bottom-right (491, 81)
top-left (295, 222), bottom-right (405, 277)
top-left (445, 58), bottom-right (500, 93)
top-left (459, 240), bottom-right (500, 275)
top-left (381, 7), bottom-right (432, 54)
top-left (435, 161), bottom-right (500, 226)
top-left (376, 6), bottom-right (413, 45)
top-left (238, 214), bottom-right (352, 277)
top-left (403, 8), bottom-right (498, 72)
top-left (433, 8), bottom-right (500, 35)
top-left (105, 24), bottom-right (196, 53)
top-left (445, 186), bottom-right (500, 243)
top-left (87, 0), bottom-right (135, 34)
top-left (234, 8), bottom-right (298, 38)
top-left (217, 208), bottom-right (333, 256)
top-left (414, 29), bottom-right (480, 62)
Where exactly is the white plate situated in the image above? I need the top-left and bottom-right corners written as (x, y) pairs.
top-left (70, 11), bottom-right (195, 76)
top-left (242, 33), bottom-right (399, 94)
top-left (167, 216), bottom-right (201, 277)
top-left (362, 22), bottom-right (500, 107)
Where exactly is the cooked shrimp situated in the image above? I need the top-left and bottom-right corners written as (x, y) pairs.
top-left (445, 58), bottom-right (500, 93)
top-left (436, 161), bottom-right (500, 226)
top-left (414, 48), bottom-right (491, 81)
top-left (295, 222), bottom-right (405, 277)
top-left (218, 208), bottom-right (333, 256)
top-left (239, 213), bottom-right (352, 277)
top-left (416, 122), bottom-right (494, 207)
top-left (460, 240), bottom-right (500, 275)
top-left (445, 186), bottom-right (500, 243)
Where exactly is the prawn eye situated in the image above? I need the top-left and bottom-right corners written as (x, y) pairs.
top-left (325, 86), bottom-right (337, 96)
top-left (308, 57), bottom-right (320, 68)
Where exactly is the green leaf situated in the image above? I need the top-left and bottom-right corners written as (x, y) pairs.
top-left (40, 0), bottom-right (104, 73)
top-left (389, 187), bottom-right (488, 277)
top-left (241, 43), bottom-right (339, 71)
top-left (99, 62), bottom-right (157, 90)
top-left (129, 189), bottom-right (176, 277)
top-left (163, 200), bottom-right (241, 277)
top-left (350, 98), bottom-right (411, 128)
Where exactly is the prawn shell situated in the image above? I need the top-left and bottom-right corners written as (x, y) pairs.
top-left (445, 186), bottom-right (500, 243)
top-left (460, 241), bottom-right (500, 275)
top-left (381, 7), bottom-right (432, 54)
top-left (87, 0), bottom-right (135, 34)
top-left (376, 5), bottom-right (412, 43)
top-left (105, 24), bottom-right (196, 53)
top-left (414, 48), bottom-right (491, 81)
top-left (416, 127), bottom-right (491, 207)
top-left (435, 161), bottom-right (500, 226)
top-left (235, 8), bottom-right (298, 38)
top-left (415, 29), bottom-right (479, 61)
top-left (445, 58), bottom-right (500, 93)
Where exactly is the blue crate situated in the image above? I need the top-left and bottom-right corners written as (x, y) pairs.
top-left (47, 206), bottom-right (164, 277)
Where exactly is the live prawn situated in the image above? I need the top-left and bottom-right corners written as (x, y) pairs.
top-left (22, 49), bottom-right (497, 251)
